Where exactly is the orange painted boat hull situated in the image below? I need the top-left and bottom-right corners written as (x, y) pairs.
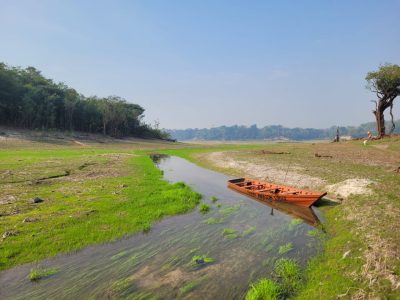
top-left (228, 178), bottom-right (327, 208)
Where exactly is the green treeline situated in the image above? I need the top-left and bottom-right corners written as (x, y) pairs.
top-left (168, 121), bottom-right (400, 141)
top-left (0, 63), bottom-right (169, 139)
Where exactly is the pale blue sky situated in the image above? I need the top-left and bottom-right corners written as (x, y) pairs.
top-left (1, 0), bottom-right (399, 129)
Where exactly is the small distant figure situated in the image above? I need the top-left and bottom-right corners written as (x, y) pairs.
top-left (333, 127), bottom-right (340, 142)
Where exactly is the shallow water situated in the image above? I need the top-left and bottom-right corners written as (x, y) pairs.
top-left (0, 156), bottom-right (323, 299)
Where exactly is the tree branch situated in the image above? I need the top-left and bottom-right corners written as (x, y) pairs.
top-left (389, 102), bottom-right (395, 134)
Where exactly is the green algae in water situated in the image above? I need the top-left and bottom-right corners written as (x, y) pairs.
top-left (199, 203), bottom-right (210, 214)
top-left (262, 256), bottom-right (276, 267)
top-left (223, 228), bottom-right (239, 240)
top-left (225, 233), bottom-right (239, 240)
top-left (29, 267), bottom-right (59, 281)
top-left (278, 242), bottom-right (294, 255)
top-left (179, 281), bottom-right (198, 295)
top-left (288, 219), bottom-right (303, 231)
top-left (126, 254), bottom-right (140, 267)
top-left (132, 291), bottom-right (159, 300)
top-left (210, 196), bottom-right (218, 202)
top-left (202, 217), bottom-right (225, 225)
top-left (307, 229), bottom-right (318, 237)
top-left (111, 250), bottom-right (129, 260)
top-left (242, 226), bottom-right (256, 237)
top-left (219, 204), bottom-right (241, 216)
top-left (222, 228), bottom-right (237, 235)
top-left (108, 277), bottom-right (136, 297)
top-left (161, 255), bottom-right (182, 271)
top-left (190, 255), bottom-right (215, 268)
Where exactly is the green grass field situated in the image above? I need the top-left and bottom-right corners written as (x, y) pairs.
top-left (0, 147), bottom-right (200, 270)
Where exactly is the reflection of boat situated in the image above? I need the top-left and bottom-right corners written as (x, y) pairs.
top-left (228, 178), bottom-right (327, 208)
top-left (255, 197), bottom-right (321, 227)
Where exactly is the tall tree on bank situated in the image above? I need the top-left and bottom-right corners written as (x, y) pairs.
top-left (366, 64), bottom-right (400, 138)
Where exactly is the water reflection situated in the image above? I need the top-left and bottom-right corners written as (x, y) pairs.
top-left (247, 197), bottom-right (321, 227)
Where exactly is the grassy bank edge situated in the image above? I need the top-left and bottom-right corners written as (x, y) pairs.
top-left (0, 150), bottom-right (201, 270)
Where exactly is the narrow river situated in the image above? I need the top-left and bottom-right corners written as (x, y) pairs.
top-left (0, 156), bottom-right (323, 299)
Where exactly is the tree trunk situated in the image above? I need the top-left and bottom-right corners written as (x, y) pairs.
top-left (374, 108), bottom-right (386, 138)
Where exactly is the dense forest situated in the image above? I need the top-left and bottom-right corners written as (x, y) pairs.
top-left (168, 121), bottom-right (400, 141)
top-left (0, 63), bottom-right (170, 139)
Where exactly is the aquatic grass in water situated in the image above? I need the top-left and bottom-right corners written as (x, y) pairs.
top-left (199, 203), bottom-right (210, 214)
top-left (29, 267), bottom-right (59, 281)
top-left (109, 277), bottom-right (136, 296)
top-left (225, 233), bottom-right (239, 240)
top-left (179, 281), bottom-right (198, 295)
top-left (219, 204), bottom-right (241, 216)
top-left (161, 255), bottom-right (182, 271)
top-left (202, 217), bottom-right (225, 225)
top-left (223, 228), bottom-right (239, 239)
top-left (190, 255), bottom-right (215, 268)
top-left (278, 242), bottom-right (294, 255)
top-left (242, 226), bottom-right (256, 237)
top-left (246, 278), bottom-right (281, 300)
top-left (291, 219), bottom-right (303, 226)
top-left (288, 218), bottom-right (303, 231)
top-left (210, 196), bottom-right (218, 202)
top-left (223, 228), bottom-right (237, 235)
top-left (111, 250), bottom-right (128, 260)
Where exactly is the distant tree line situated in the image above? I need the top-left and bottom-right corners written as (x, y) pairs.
top-left (0, 63), bottom-right (170, 139)
top-left (167, 121), bottom-right (400, 141)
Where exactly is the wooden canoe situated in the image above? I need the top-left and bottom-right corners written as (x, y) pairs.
top-left (227, 178), bottom-right (327, 208)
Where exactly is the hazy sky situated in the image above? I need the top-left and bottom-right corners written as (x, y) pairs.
top-left (1, 0), bottom-right (399, 129)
